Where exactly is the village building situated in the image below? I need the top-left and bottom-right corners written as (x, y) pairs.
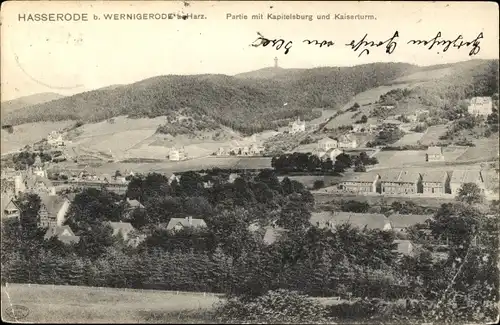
top-left (239, 146), bottom-right (250, 156)
top-left (288, 117), bottom-right (306, 134)
top-left (263, 225), bottom-right (288, 245)
top-left (38, 194), bottom-right (72, 228)
top-left (310, 211), bottom-right (392, 231)
top-left (449, 169), bottom-right (484, 196)
top-left (388, 214), bottom-right (433, 233)
top-left (1, 198), bottom-right (21, 220)
top-left (421, 170), bottom-right (449, 194)
top-left (394, 240), bottom-right (416, 256)
top-left (318, 137), bottom-right (338, 151)
top-left (380, 169), bottom-right (422, 195)
top-left (25, 176), bottom-right (56, 196)
top-left (47, 131), bottom-right (65, 147)
top-left (169, 147), bottom-right (186, 161)
top-left (340, 172), bottom-right (381, 193)
top-left (168, 173), bottom-right (181, 185)
top-left (123, 197), bottom-right (146, 219)
top-left (249, 144), bottom-right (265, 155)
top-left (32, 155), bottom-right (47, 178)
top-left (14, 174), bottom-right (26, 196)
top-left (426, 146), bottom-right (445, 162)
top-left (108, 221), bottom-right (144, 246)
top-left (337, 134), bottom-right (358, 148)
top-left (228, 173), bottom-right (239, 183)
top-left (321, 148), bottom-right (343, 161)
top-left (216, 147), bottom-right (228, 156)
top-left (166, 216), bottom-right (207, 231)
top-left (468, 96), bottom-right (493, 116)
top-left (44, 225), bottom-right (80, 244)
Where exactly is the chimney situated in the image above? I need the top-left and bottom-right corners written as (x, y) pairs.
top-left (186, 216), bottom-right (193, 226)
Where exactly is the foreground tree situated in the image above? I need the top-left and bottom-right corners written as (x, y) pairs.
top-left (456, 182), bottom-right (484, 204)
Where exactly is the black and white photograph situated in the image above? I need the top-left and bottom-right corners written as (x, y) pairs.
top-left (1, 1), bottom-right (499, 323)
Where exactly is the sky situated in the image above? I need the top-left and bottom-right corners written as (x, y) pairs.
top-left (1, 1), bottom-right (499, 101)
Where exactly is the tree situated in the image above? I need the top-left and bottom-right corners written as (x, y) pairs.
top-left (456, 182), bottom-right (484, 204)
top-left (313, 180), bottom-right (325, 190)
top-left (277, 197), bottom-right (311, 231)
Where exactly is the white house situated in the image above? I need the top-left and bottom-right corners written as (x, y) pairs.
top-left (169, 147), bottom-right (186, 161)
top-left (166, 216), bottom-right (207, 231)
top-left (289, 117), bottom-right (306, 134)
top-left (47, 131), bottom-right (64, 146)
top-left (468, 97), bottom-right (493, 116)
top-left (321, 148), bottom-right (343, 161)
top-left (318, 137), bottom-right (338, 151)
top-left (338, 134), bottom-right (358, 148)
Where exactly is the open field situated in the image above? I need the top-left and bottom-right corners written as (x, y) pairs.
top-left (1, 284), bottom-right (220, 323)
top-left (373, 150), bottom-right (427, 167)
top-left (456, 137), bottom-right (499, 162)
top-left (0, 121), bottom-right (74, 154)
top-left (418, 124), bottom-right (449, 146)
top-left (58, 156), bottom-right (274, 175)
top-left (393, 133), bottom-right (425, 146)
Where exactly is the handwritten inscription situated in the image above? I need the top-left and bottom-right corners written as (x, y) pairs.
top-left (303, 39), bottom-right (335, 48)
top-left (251, 32), bottom-right (293, 55)
top-left (345, 31), bottom-right (399, 57)
top-left (250, 31), bottom-right (484, 57)
top-left (408, 32), bottom-right (483, 56)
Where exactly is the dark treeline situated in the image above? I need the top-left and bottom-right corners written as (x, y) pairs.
top-left (271, 152), bottom-right (378, 174)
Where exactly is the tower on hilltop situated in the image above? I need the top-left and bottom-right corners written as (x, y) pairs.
top-left (274, 57), bottom-right (278, 68)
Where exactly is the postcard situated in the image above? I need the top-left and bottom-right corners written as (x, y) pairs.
top-left (1, 1), bottom-right (499, 324)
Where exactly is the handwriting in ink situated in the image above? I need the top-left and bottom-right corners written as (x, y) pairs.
top-left (407, 32), bottom-right (483, 56)
top-left (251, 32), bottom-right (293, 54)
top-left (345, 31), bottom-right (399, 57)
top-left (303, 39), bottom-right (335, 48)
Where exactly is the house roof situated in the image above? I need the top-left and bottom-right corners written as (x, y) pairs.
top-left (126, 198), bottom-right (145, 209)
top-left (343, 172), bottom-right (380, 183)
top-left (380, 169), bottom-right (420, 183)
top-left (39, 194), bottom-right (68, 217)
top-left (421, 170), bottom-right (447, 183)
top-left (318, 137), bottom-right (337, 144)
top-left (263, 226), bottom-right (287, 245)
top-left (470, 96), bottom-right (491, 104)
top-left (388, 214), bottom-right (433, 229)
top-left (109, 221), bottom-right (135, 234)
top-left (449, 169), bottom-right (482, 184)
top-left (394, 240), bottom-right (413, 255)
top-left (26, 176), bottom-right (54, 189)
top-left (326, 148), bottom-right (342, 155)
top-left (310, 211), bottom-right (389, 230)
top-left (44, 225), bottom-right (79, 243)
top-left (426, 146), bottom-right (443, 155)
top-left (166, 217), bottom-right (207, 230)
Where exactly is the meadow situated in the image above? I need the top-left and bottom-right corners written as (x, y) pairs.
top-left (418, 124), bottom-right (449, 146)
top-left (0, 121), bottom-right (74, 154)
top-left (1, 284), bottom-right (220, 323)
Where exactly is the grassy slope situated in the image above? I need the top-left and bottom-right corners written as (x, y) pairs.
top-left (323, 59), bottom-right (499, 130)
top-left (1, 284), bottom-right (220, 323)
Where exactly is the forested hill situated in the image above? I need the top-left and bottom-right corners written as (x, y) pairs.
top-left (3, 60), bottom-right (498, 134)
top-left (2, 62), bottom-right (416, 132)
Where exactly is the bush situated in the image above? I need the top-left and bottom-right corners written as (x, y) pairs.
top-left (215, 289), bottom-right (327, 324)
top-left (313, 180), bottom-right (325, 190)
